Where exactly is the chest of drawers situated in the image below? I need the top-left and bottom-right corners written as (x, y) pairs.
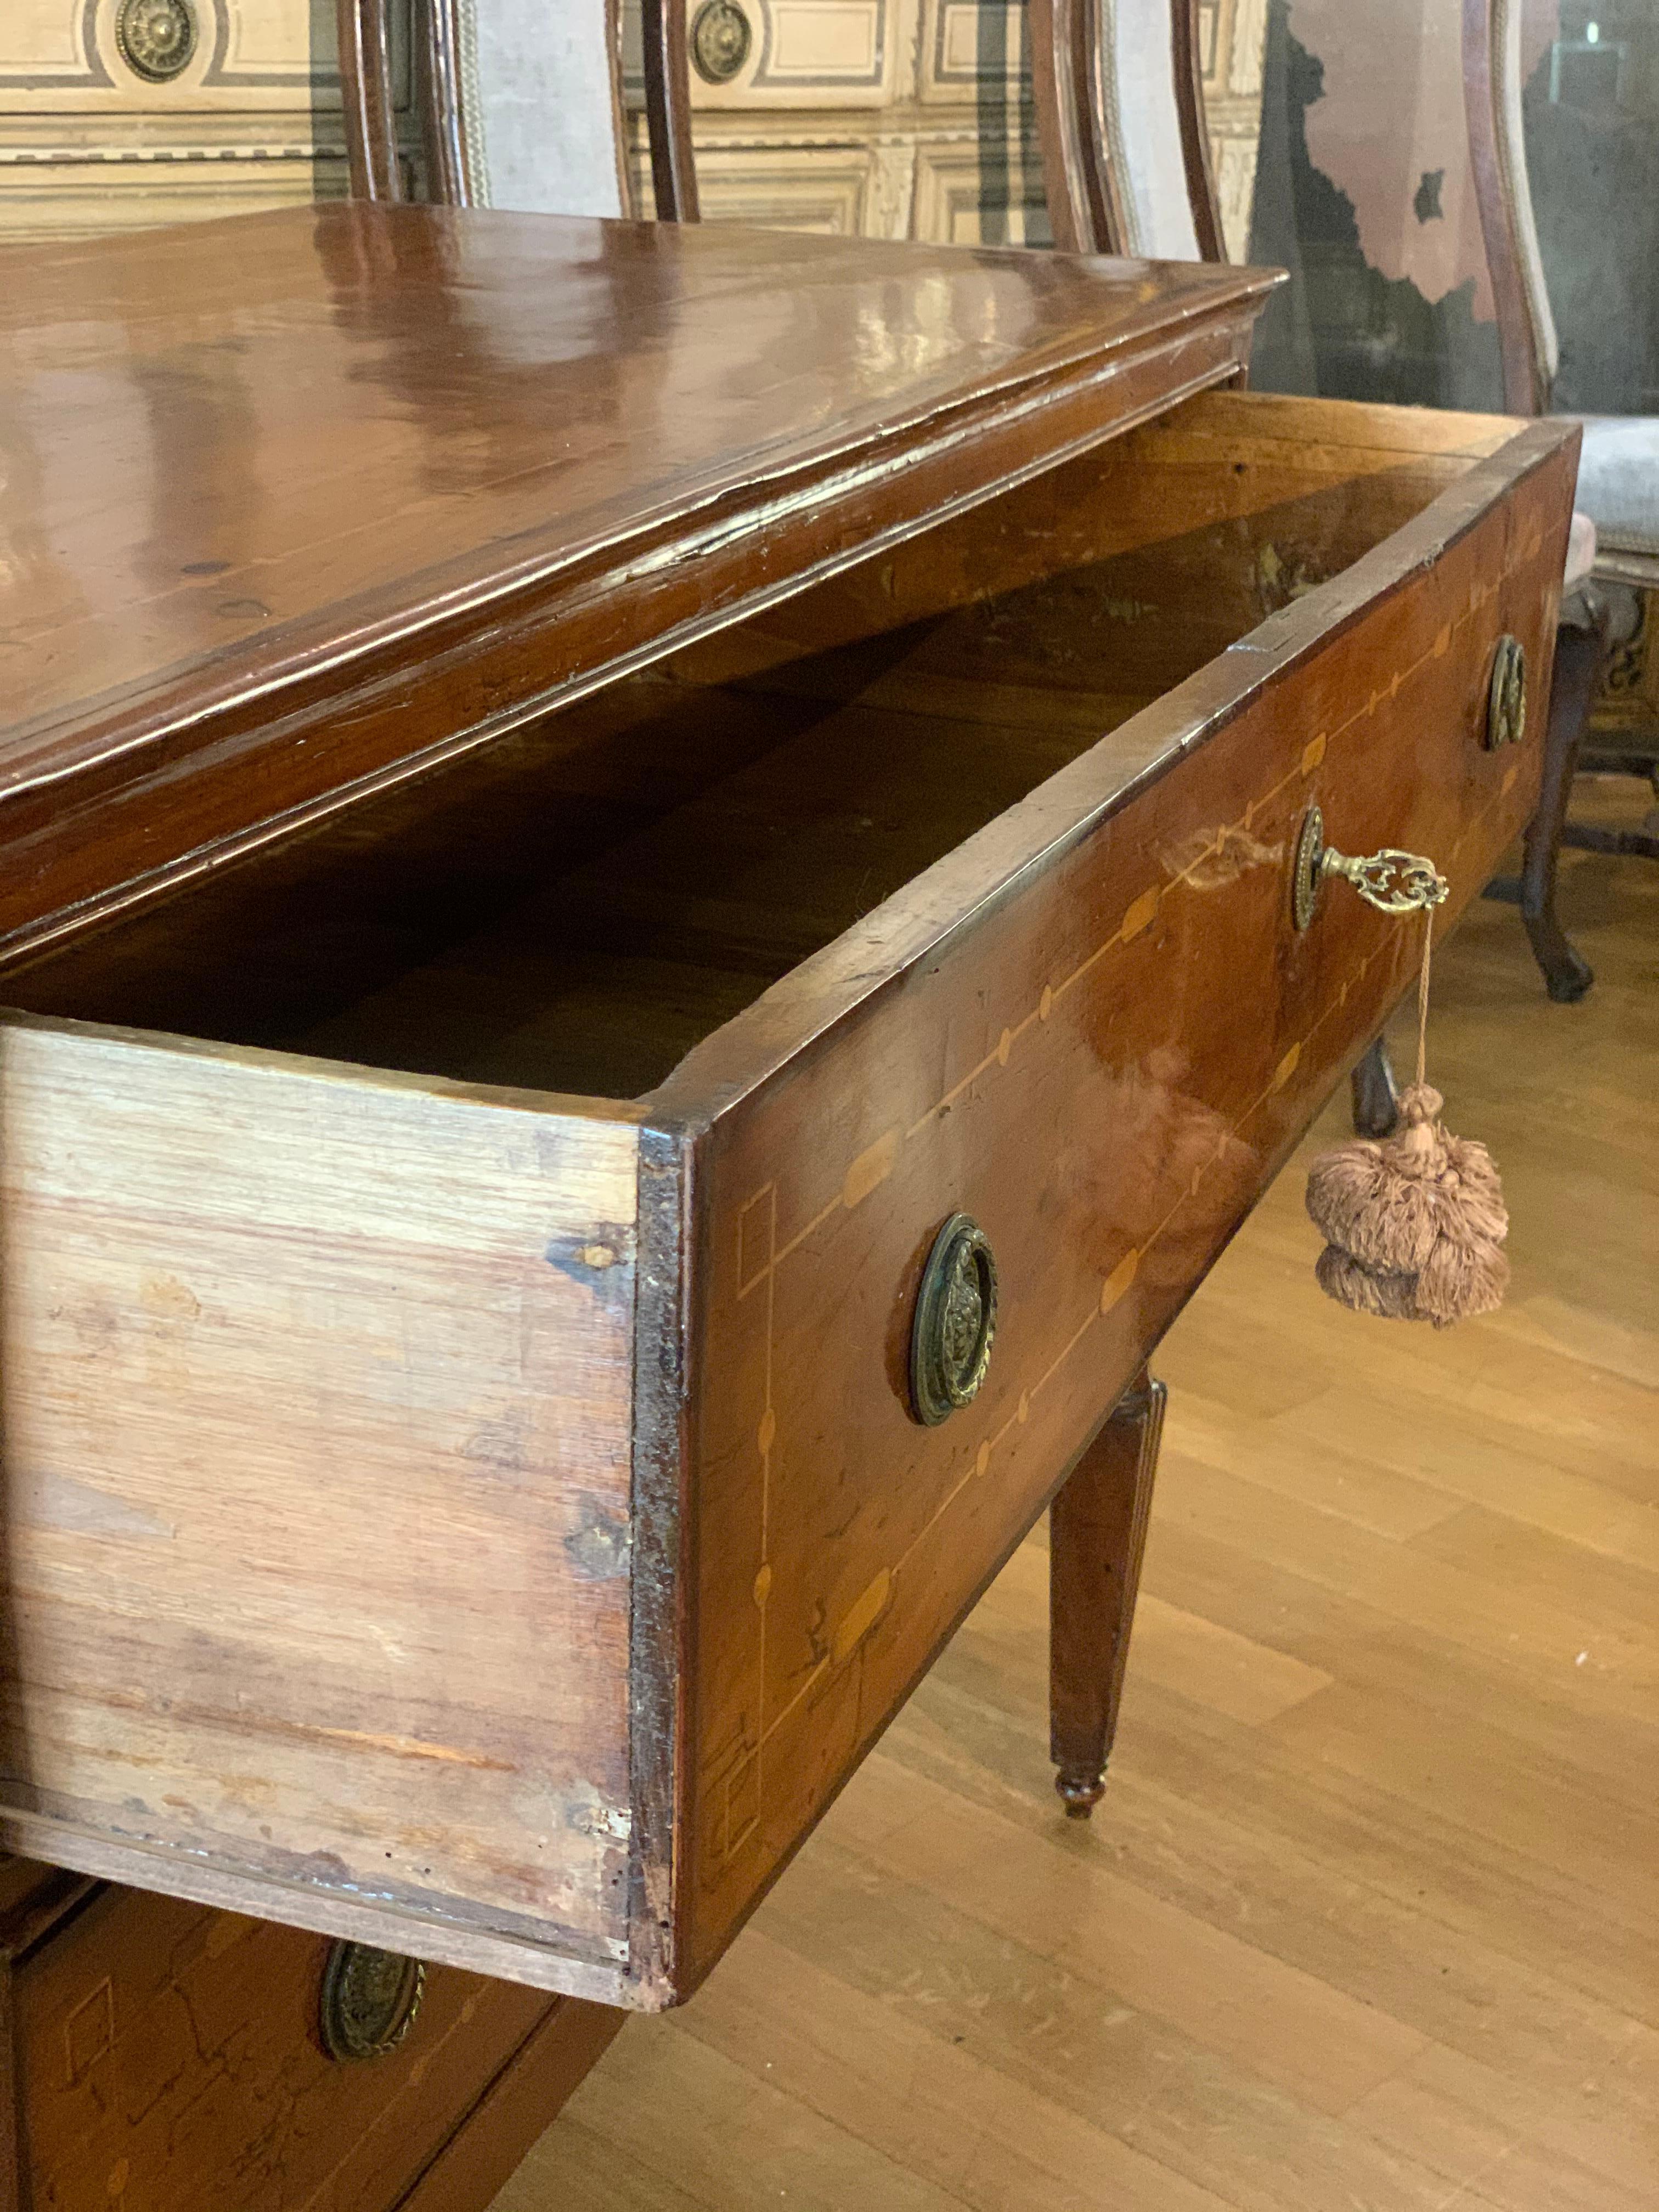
top-left (0, 1857), bottom-right (619, 2211)
top-left (0, 204), bottom-right (1576, 2036)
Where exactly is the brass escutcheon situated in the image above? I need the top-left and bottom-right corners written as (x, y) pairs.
top-left (319, 1941), bottom-right (425, 2063)
top-left (1292, 804), bottom-right (1448, 932)
top-left (1485, 634), bottom-right (1527, 751)
top-left (1291, 804), bottom-right (1328, 933)
top-left (690, 0), bottom-right (752, 82)
top-left (910, 1214), bottom-right (998, 1426)
top-left (115, 0), bottom-right (197, 81)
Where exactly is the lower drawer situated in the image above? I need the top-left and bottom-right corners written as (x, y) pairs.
top-left (10, 1881), bottom-right (617, 2212)
top-left (0, 390), bottom-right (1577, 2007)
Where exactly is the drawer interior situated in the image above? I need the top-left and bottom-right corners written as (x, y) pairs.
top-left (7, 393), bottom-right (1517, 1098)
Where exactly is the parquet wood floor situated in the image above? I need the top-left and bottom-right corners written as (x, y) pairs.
top-left (493, 792), bottom-right (1657, 2210)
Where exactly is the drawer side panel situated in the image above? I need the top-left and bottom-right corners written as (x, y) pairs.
top-left (0, 1026), bottom-right (638, 1974)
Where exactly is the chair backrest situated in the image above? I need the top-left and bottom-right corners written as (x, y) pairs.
top-left (1029, 0), bottom-right (1224, 259)
top-left (1249, 1), bottom-right (1516, 411)
top-left (338, 0), bottom-right (696, 219)
top-left (342, 0), bottom-right (1227, 263)
top-left (1462, 0), bottom-right (1556, 416)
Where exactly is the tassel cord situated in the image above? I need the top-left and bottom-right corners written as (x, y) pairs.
top-left (1415, 908), bottom-right (1433, 1091)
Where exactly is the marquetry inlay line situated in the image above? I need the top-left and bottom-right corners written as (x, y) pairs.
top-left (736, 533), bottom-right (1541, 1285)
top-left (730, 903), bottom-right (1404, 1831)
top-left (714, 517), bottom-right (1548, 1860)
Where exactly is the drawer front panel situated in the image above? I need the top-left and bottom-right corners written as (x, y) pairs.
top-left (678, 431), bottom-right (1572, 1982)
top-left (16, 1886), bottom-right (553, 2212)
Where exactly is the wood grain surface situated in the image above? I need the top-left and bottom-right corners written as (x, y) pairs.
top-left (487, 777), bottom-right (1659, 2212)
top-left (657, 390), bottom-right (1523, 691)
top-left (0, 205), bottom-right (1273, 962)
top-left (0, 1022), bottom-right (641, 1988)
top-left (15, 1886), bottom-right (556, 2212)
top-left (659, 413), bottom-right (1576, 1989)
top-left (0, 390), bottom-right (1576, 2005)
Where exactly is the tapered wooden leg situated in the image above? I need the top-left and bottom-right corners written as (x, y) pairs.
top-left (1049, 1368), bottom-right (1167, 1818)
top-left (1350, 1037), bottom-right (1400, 1137)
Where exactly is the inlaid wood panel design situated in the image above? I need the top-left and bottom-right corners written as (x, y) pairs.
top-left (0, 1854), bottom-right (625, 2211)
top-left (665, 432), bottom-right (1573, 1983)
top-left (15, 1886), bottom-right (557, 2212)
top-left (0, 0), bottom-right (422, 239)
top-left (0, 203), bottom-right (1576, 2011)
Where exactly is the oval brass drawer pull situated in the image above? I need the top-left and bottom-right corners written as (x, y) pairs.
top-left (319, 1940), bottom-right (425, 2063)
top-left (911, 1214), bottom-right (998, 1426)
top-left (1486, 634), bottom-right (1527, 750)
top-left (1292, 804), bottom-right (1449, 932)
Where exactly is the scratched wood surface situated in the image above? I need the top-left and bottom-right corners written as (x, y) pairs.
top-left (662, 390), bottom-right (1522, 692)
top-left (0, 1022), bottom-right (641, 1993)
top-left (0, 205), bottom-right (1272, 963)
top-left (488, 778), bottom-right (1659, 2212)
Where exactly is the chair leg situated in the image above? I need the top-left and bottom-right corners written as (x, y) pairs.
top-left (1350, 1037), bottom-right (1400, 1137)
top-left (1559, 742), bottom-right (1659, 860)
top-left (1049, 1368), bottom-right (1166, 1819)
top-left (1491, 616), bottom-right (1602, 1001)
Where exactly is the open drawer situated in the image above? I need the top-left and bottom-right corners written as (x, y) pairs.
top-left (0, 391), bottom-right (1576, 2007)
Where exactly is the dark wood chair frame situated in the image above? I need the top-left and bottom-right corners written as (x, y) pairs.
top-left (1024, 0), bottom-right (1398, 1809)
top-left (337, 0), bottom-right (699, 219)
top-left (1462, 0), bottom-right (1659, 996)
top-left (1028, 0), bottom-right (1222, 259)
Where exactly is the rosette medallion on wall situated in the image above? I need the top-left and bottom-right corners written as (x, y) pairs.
top-left (114, 0), bottom-right (198, 81)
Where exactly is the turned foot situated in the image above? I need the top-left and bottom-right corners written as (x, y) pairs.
top-left (1054, 1769), bottom-right (1106, 1819)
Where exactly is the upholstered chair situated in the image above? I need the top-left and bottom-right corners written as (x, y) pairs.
top-left (338, 0), bottom-right (696, 218)
top-left (1465, 0), bottom-right (1659, 996)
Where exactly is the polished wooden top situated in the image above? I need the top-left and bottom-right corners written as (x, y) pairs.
top-left (0, 204), bottom-right (1276, 956)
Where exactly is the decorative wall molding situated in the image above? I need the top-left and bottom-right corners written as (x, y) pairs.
top-left (1, 0), bottom-right (418, 239)
top-left (4, 0), bottom-right (1267, 253)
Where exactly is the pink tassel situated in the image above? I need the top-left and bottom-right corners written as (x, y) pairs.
top-left (1306, 916), bottom-right (1508, 1329)
top-left (1307, 1084), bottom-right (1509, 1328)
